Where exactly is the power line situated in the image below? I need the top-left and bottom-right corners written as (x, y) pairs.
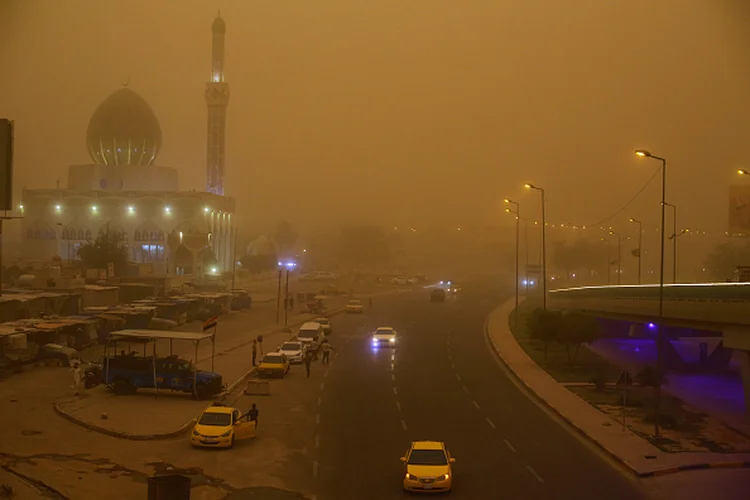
top-left (584, 167), bottom-right (661, 228)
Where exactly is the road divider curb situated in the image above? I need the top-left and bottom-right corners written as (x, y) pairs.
top-left (483, 298), bottom-right (750, 478)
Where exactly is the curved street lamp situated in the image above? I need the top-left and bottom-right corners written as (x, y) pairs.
top-left (524, 184), bottom-right (547, 310)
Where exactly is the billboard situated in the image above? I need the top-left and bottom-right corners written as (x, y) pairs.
top-left (0, 119), bottom-right (13, 211)
top-left (728, 184), bottom-right (750, 233)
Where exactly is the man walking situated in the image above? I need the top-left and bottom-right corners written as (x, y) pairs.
top-left (321, 340), bottom-right (335, 365)
top-left (252, 340), bottom-right (258, 366)
top-left (304, 350), bottom-right (313, 378)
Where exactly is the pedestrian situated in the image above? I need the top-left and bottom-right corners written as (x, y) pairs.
top-left (248, 403), bottom-right (259, 428)
top-left (70, 361), bottom-right (82, 389)
top-left (321, 340), bottom-right (335, 365)
top-left (252, 340), bottom-right (258, 366)
top-left (304, 350), bottom-right (312, 378)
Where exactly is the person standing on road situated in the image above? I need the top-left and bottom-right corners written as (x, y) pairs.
top-left (252, 340), bottom-right (258, 366)
top-left (304, 350), bottom-right (313, 378)
top-left (321, 340), bottom-right (335, 365)
top-left (248, 403), bottom-right (259, 428)
top-left (70, 361), bottom-right (82, 390)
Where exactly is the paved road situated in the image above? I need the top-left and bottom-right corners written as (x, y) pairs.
top-left (315, 283), bottom-right (650, 500)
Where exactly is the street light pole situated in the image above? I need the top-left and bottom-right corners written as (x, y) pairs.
top-left (635, 149), bottom-right (667, 437)
top-left (524, 184), bottom-right (547, 310)
top-left (275, 267), bottom-right (282, 324)
top-left (664, 203), bottom-right (678, 284)
top-left (504, 199), bottom-right (520, 326)
top-left (284, 267), bottom-right (290, 326)
top-left (231, 227), bottom-right (238, 290)
top-left (629, 218), bottom-right (643, 285)
top-left (609, 230), bottom-right (623, 285)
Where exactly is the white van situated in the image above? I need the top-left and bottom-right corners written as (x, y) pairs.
top-left (297, 321), bottom-right (325, 348)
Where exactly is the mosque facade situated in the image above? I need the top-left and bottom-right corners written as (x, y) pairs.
top-left (19, 14), bottom-right (234, 279)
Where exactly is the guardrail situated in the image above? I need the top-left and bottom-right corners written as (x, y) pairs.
top-left (549, 282), bottom-right (750, 301)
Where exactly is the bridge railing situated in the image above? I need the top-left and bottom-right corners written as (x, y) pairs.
top-left (549, 283), bottom-right (750, 301)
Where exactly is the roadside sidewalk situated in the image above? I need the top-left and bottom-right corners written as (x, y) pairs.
top-left (52, 287), bottom-right (411, 440)
top-left (486, 298), bottom-right (750, 477)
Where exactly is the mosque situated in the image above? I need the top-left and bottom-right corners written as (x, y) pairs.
top-left (19, 14), bottom-right (233, 279)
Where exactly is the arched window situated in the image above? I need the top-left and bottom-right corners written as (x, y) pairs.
top-left (134, 230), bottom-right (142, 241)
top-left (78, 229), bottom-right (85, 240)
top-left (85, 229), bottom-right (92, 240)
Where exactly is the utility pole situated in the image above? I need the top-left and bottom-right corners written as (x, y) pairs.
top-left (231, 227), bottom-right (238, 290)
top-left (275, 268), bottom-right (282, 323)
top-left (284, 267), bottom-right (290, 326)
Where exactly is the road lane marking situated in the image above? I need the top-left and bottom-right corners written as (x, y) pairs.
top-left (316, 414), bottom-right (320, 425)
top-left (396, 401), bottom-right (401, 411)
top-left (392, 374), bottom-right (395, 381)
top-left (455, 374), bottom-right (461, 382)
top-left (313, 461), bottom-right (319, 477)
top-left (317, 397), bottom-right (322, 406)
top-left (504, 439), bottom-right (516, 453)
top-left (526, 466), bottom-right (544, 483)
top-left (320, 382), bottom-right (325, 390)
top-left (315, 435), bottom-right (320, 448)
top-left (324, 370), bottom-right (329, 379)
top-left (472, 400), bottom-right (480, 409)
top-left (486, 417), bottom-right (496, 429)
top-left (393, 387), bottom-right (398, 395)
top-left (391, 363), bottom-right (395, 371)
top-left (391, 354), bottom-right (395, 361)
top-left (450, 362), bottom-right (455, 370)
top-left (461, 385), bottom-right (469, 394)
top-left (401, 419), bottom-right (408, 431)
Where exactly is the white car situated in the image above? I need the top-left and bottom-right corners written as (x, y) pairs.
top-left (278, 341), bottom-right (306, 363)
top-left (315, 317), bottom-right (333, 335)
top-left (371, 327), bottom-right (398, 347)
top-left (345, 299), bottom-right (364, 314)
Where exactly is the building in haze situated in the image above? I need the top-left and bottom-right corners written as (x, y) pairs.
top-left (19, 15), bottom-right (235, 279)
top-left (205, 12), bottom-right (230, 196)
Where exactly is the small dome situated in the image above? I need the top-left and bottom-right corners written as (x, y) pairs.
top-left (212, 15), bottom-right (226, 34)
top-left (86, 87), bottom-right (162, 166)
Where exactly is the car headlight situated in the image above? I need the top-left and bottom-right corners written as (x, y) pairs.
top-left (372, 337), bottom-right (378, 342)
top-left (192, 429), bottom-right (200, 436)
top-left (220, 430), bottom-right (232, 437)
top-left (389, 338), bottom-right (396, 343)
top-left (406, 473), bottom-right (417, 480)
top-left (438, 474), bottom-right (449, 481)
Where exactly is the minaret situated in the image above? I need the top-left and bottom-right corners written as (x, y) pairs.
top-left (205, 12), bottom-right (230, 195)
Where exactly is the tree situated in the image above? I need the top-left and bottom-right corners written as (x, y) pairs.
top-left (78, 230), bottom-right (129, 275)
top-left (274, 221), bottom-right (298, 256)
top-left (558, 312), bottom-right (602, 365)
top-left (525, 308), bottom-right (564, 362)
top-left (703, 241), bottom-right (750, 281)
top-left (338, 226), bottom-right (392, 268)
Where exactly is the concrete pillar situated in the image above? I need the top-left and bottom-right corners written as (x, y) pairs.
top-left (738, 351), bottom-right (750, 421)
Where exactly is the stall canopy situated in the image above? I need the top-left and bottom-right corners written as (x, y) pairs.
top-left (105, 329), bottom-right (216, 397)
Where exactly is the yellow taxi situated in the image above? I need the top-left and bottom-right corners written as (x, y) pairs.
top-left (400, 441), bottom-right (455, 492)
top-left (257, 352), bottom-right (290, 378)
top-left (190, 403), bottom-right (256, 448)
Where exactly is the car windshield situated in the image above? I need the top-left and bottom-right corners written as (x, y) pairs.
top-left (376, 329), bottom-right (393, 335)
top-left (282, 343), bottom-right (301, 351)
top-left (198, 412), bottom-right (231, 427)
top-left (298, 331), bottom-right (317, 339)
top-left (349, 300), bottom-right (361, 305)
top-left (263, 355), bottom-right (283, 364)
top-left (317, 319), bottom-right (329, 324)
top-left (408, 449), bottom-right (448, 465)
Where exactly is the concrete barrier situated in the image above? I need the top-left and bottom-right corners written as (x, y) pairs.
top-left (244, 379), bottom-right (271, 396)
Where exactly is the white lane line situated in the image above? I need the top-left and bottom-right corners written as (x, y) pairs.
top-left (472, 400), bottom-right (480, 409)
top-left (393, 387), bottom-right (398, 395)
top-left (396, 401), bottom-right (401, 411)
top-left (391, 354), bottom-right (395, 361)
top-left (450, 363), bottom-right (455, 370)
top-left (392, 374), bottom-right (395, 381)
top-left (391, 363), bottom-right (395, 371)
top-left (313, 461), bottom-right (319, 477)
top-left (401, 419), bottom-right (408, 431)
top-left (455, 374), bottom-right (461, 382)
top-left (526, 466), bottom-right (544, 483)
top-left (320, 382), bottom-right (325, 390)
top-left (486, 417), bottom-right (496, 429)
top-left (315, 435), bottom-right (320, 449)
top-left (316, 414), bottom-right (320, 425)
top-left (317, 397), bottom-right (322, 406)
top-left (324, 370), bottom-right (329, 379)
top-left (504, 439), bottom-right (516, 453)
top-left (461, 385), bottom-right (469, 394)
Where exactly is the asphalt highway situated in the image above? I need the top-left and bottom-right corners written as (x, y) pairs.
top-left (315, 283), bottom-right (652, 500)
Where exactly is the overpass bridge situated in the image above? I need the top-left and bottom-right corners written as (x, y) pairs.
top-left (548, 282), bottom-right (750, 419)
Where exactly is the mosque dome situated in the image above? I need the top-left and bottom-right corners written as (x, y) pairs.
top-left (86, 86), bottom-right (162, 166)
